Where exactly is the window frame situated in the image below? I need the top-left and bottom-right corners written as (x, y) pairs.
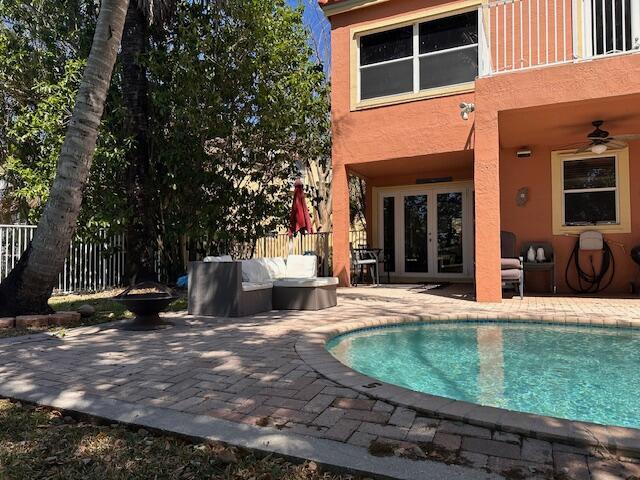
top-left (350, 0), bottom-right (486, 110)
top-left (551, 148), bottom-right (631, 235)
top-left (561, 155), bottom-right (619, 226)
top-left (357, 29), bottom-right (415, 101)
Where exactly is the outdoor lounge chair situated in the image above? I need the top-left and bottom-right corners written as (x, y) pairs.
top-left (271, 255), bottom-right (338, 310)
top-left (501, 231), bottom-right (524, 299)
top-left (188, 260), bottom-right (272, 317)
top-left (187, 254), bottom-right (337, 317)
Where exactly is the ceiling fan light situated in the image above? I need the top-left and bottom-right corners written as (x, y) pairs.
top-left (591, 144), bottom-right (608, 154)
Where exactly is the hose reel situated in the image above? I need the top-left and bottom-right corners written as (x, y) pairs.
top-left (565, 231), bottom-right (615, 294)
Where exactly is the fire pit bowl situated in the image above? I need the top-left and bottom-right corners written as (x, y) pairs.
top-left (113, 282), bottom-right (178, 331)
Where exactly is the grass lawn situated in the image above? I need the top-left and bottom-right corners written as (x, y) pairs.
top-left (0, 290), bottom-right (187, 339)
top-left (0, 398), bottom-right (360, 480)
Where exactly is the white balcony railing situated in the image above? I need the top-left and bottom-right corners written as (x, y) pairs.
top-left (480, 0), bottom-right (640, 75)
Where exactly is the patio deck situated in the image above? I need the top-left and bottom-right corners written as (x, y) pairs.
top-left (1, 286), bottom-right (639, 479)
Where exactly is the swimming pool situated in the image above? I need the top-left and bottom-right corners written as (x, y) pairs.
top-left (326, 322), bottom-right (640, 429)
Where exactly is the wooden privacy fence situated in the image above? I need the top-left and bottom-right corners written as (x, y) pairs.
top-left (253, 230), bottom-right (367, 257)
top-left (253, 230), bottom-right (367, 277)
top-left (0, 224), bottom-right (125, 294)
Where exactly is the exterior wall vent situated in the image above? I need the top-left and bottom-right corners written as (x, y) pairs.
top-left (416, 176), bottom-right (454, 184)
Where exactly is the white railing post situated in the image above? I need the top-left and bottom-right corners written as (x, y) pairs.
top-left (484, 0), bottom-right (640, 74)
top-left (632, 0), bottom-right (640, 49)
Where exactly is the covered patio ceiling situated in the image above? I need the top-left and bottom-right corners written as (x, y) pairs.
top-left (348, 150), bottom-right (474, 183)
top-left (498, 93), bottom-right (640, 149)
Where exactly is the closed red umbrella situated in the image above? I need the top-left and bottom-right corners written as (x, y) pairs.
top-left (288, 179), bottom-right (313, 237)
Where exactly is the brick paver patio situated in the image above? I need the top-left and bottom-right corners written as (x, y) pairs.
top-left (1, 286), bottom-right (640, 479)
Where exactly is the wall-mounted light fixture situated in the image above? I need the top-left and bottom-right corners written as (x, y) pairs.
top-left (516, 187), bottom-right (529, 206)
top-left (459, 102), bottom-right (475, 121)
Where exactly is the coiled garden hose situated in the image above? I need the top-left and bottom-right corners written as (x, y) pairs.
top-left (565, 239), bottom-right (615, 294)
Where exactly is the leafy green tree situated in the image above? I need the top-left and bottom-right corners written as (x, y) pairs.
top-left (0, 0), bottom-right (333, 292)
top-left (146, 0), bottom-right (330, 272)
top-left (0, 0), bottom-right (130, 316)
top-left (3, 60), bottom-right (128, 228)
top-left (0, 0), bottom-right (107, 225)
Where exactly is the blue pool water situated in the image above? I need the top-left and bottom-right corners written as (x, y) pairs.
top-left (326, 322), bottom-right (640, 428)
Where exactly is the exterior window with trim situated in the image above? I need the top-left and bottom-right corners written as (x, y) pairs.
top-left (419, 12), bottom-right (478, 90)
top-left (360, 26), bottom-right (414, 100)
top-left (358, 10), bottom-right (479, 102)
top-left (562, 156), bottom-right (618, 226)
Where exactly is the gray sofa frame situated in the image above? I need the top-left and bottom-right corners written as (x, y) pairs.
top-left (273, 284), bottom-right (337, 311)
top-left (188, 261), bottom-right (272, 317)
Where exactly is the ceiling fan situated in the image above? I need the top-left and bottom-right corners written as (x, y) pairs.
top-left (567, 120), bottom-right (640, 154)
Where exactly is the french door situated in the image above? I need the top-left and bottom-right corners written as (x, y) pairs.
top-left (378, 183), bottom-right (474, 280)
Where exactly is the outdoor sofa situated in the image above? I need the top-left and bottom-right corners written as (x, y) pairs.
top-left (188, 255), bottom-right (338, 317)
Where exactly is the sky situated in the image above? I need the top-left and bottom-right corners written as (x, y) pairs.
top-left (288, 0), bottom-right (331, 67)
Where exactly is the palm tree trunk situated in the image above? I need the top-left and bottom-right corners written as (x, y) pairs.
top-left (0, 0), bottom-right (130, 316)
top-left (122, 3), bottom-right (159, 284)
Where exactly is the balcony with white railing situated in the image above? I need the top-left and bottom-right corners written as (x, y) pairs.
top-left (480, 0), bottom-right (640, 76)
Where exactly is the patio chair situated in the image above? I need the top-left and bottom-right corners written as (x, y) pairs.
top-left (350, 244), bottom-right (380, 286)
top-left (501, 231), bottom-right (524, 299)
top-left (188, 260), bottom-right (272, 317)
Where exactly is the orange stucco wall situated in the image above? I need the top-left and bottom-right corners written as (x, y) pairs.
top-left (482, 55), bottom-right (640, 296)
top-left (330, 1), bottom-right (478, 289)
top-left (330, 0), bottom-right (476, 166)
top-left (328, 0), bottom-right (640, 300)
top-left (500, 142), bottom-right (640, 295)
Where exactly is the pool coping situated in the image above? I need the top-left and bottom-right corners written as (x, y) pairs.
top-left (295, 312), bottom-right (640, 458)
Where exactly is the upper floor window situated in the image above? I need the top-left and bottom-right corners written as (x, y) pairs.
top-left (358, 11), bottom-right (479, 102)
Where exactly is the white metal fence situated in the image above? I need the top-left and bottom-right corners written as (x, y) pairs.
top-left (0, 225), bottom-right (125, 294)
top-left (482, 0), bottom-right (640, 75)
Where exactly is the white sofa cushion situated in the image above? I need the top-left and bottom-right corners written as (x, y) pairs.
top-left (242, 282), bottom-right (273, 292)
top-left (273, 277), bottom-right (338, 288)
top-left (241, 259), bottom-right (271, 283)
top-left (203, 255), bottom-right (233, 262)
top-left (285, 255), bottom-right (317, 279)
top-left (262, 257), bottom-right (287, 280)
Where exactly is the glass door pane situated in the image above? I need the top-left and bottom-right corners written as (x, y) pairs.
top-left (383, 197), bottom-right (395, 272)
top-left (404, 195), bottom-right (429, 273)
top-left (437, 192), bottom-right (464, 274)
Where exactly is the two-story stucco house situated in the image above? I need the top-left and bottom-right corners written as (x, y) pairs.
top-left (321, 0), bottom-right (640, 301)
